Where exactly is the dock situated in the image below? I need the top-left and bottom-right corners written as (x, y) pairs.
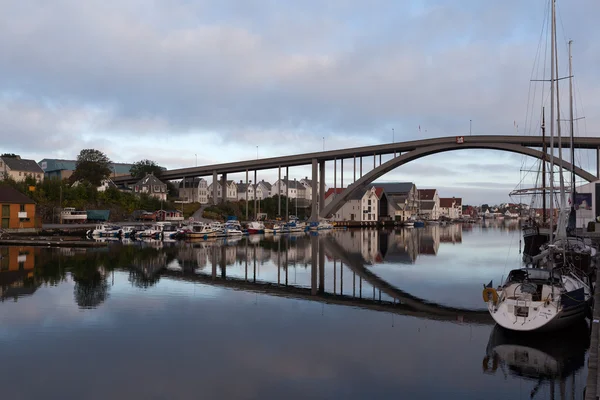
top-left (586, 266), bottom-right (600, 400)
top-left (0, 238), bottom-right (108, 247)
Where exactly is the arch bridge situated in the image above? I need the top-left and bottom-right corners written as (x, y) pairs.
top-left (111, 135), bottom-right (600, 220)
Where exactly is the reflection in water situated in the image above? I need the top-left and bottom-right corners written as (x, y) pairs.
top-left (484, 322), bottom-right (589, 399)
top-left (0, 223), bottom-right (590, 399)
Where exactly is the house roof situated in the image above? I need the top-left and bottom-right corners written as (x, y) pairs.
top-left (136, 174), bottom-right (166, 186)
top-left (300, 177), bottom-right (313, 186)
top-left (236, 182), bottom-right (251, 192)
top-left (179, 177), bottom-right (205, 188)
top-left (324, 188), bottom-right (344, 199)
top-left (418, 189), bottom-right (437, 201)
top-left (454, 198), bottom-right (462, 206)
top-left (374, 187), bottom-right (384, 199)
top-left (258, 180), bottom-right (272, 190)
top-left (439, 198), bottom-right (455, 208)
top-left (367, 182), bottom-right (414, 195)
top-left (2, 157), bottom-right (44, 174)
top-left (0, 185), bottom-right (35, 204)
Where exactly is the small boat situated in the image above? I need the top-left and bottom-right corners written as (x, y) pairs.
top-left (224, 221), bottom-right (243, 236)
top-left (121, 226), bottom-right (137, 238)
top-left (183, 222), bottom-right (218, 239)
top-left (483, 265), bottom-right (592, 332)
top-left (153, 221), bottom-right (179, 240)
top-left (247, 221), bottom-right (265, 234)
top-left (309, 221), bottom-right (333, 231)
top-left (413, 220), bottom-right (425, 228)
top-left (403, 221), bottom-right (415, 227)
top-left (60, 207), bottom-right (88, 223)
top-left (87, 224), bottom-right (123, 238)
top-left (135, 225), bottom-right (162, 239)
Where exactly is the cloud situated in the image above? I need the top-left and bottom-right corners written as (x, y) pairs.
top-left (1, 0), bottom-right (599, 204)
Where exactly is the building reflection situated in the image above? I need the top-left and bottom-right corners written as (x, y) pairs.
top-left (0, 246), bottom-right (39, 302)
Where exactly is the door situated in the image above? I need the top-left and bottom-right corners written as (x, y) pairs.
top-left (1, 205), bottom-right (9, 228)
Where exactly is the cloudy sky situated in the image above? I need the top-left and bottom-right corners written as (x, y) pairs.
top-left (1, 0), bottom-right (599, 204)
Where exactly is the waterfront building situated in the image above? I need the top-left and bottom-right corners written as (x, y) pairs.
top-left (324, 186), bottom-right (381, 222)
top-left (1, 156), bottom-right (44, 182)
top-left (439, 197), bottom-right (462, 219)
top-left (417, 189), bottom-right (440, 220)
top-left (367, 182), bottom-right (418, 221)
top-left (0, 185), bottom-right (37, 230)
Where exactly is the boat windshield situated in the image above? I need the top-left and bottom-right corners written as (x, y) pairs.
top-left (507, 268), bottom-right (561, 284)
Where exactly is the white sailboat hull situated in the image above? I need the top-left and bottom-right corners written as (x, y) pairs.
top-left (488, 300), bottom-right (587, 332)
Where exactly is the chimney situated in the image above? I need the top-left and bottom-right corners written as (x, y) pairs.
top-left (240, 180), bottom-right (242, 184)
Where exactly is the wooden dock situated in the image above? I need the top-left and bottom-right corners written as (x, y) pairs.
top-left (586, 267), bottom-right (600, 400)
top-left (0, 238), bottom-right (108, 247)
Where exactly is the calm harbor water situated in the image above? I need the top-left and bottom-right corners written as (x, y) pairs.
top-left (0, 221), bottom-right (589, 399)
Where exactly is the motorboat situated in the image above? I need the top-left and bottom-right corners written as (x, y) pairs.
top-left (135, 225), bottom-right (162, 239)
top-left (483, 265), bottom-right (592, 332)
top-left (247, 221), bottom-right (265, 234)
top-left (309, 221), bottom-right (333, 231)
top-left (224, 221), bottom-right (243, 236)
top-left (86, 224), bottom-right (123, 238)
top-left (153, 221), bottom-right (179, 240)
top-left (121, 226), bottom-right (137, 239)
top-left (183, 222), bottom-right (218, 239)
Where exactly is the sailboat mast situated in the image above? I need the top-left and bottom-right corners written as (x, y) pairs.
top-left (568, 40), bottom-right (575, 202)
top-left (542, 107), bottom-right (547, 225)
top-left (549, 0), bottom-right (556, 243)
top-left (554, 4), bottom-right (566, 213)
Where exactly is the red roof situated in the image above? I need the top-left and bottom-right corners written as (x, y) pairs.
top-left (439, 198), bottom-right (455, 208)
top-left (418, 189), bottom-right (436, 201)
top-left (324, 188), bottom-right (344, 199)
top-left (374, 187), bottom-right (384, 199)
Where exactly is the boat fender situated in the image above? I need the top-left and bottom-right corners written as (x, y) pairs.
top-left (482, 355), bottom-right (498, 373)
top-left (482, 287), bottom-right (498, 304)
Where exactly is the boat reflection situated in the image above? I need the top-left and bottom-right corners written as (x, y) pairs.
top-left (483, 322), bottom-right (589, 399)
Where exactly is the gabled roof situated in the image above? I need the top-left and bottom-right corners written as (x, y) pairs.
top-left (374, 187), bottom-right (384, 199)
top-left (136, 174), bottom-right (166, 186)
top-left (439, 198), bottom-right (455, 208)
top-left (179, 177), bottom-right (205, 188)
top-left (367, 182), bottom-right (414, 195)
top-left (236, 182), bottom-right (251, 192)
top-left (418, 189), bottom-right (437, 201)
top-left (421, 202), bottom-right (435, 210)
top-left (0, 185), bottom-right (35, 204)
top-left (324, 188), bottom-right (344, 199)
top-left (454, 198), bottom-right (462, 206)
top-left (258, 180), bottom-right (272, 190)
top-left (2, 157), bottom-right (44, 173)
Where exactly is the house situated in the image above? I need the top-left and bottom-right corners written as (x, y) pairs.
top-left (38, 158), bottom-right (133, 180)
top-left (0, 185), bottom-right (37, 230)
top-left (439, 197), bottom-right (462, 220)
top-left (179, 178), bottom-right (208, 204)
top-left (72, 178), bottom-right (117, 192)
top-left (418, 189), bottom-right (440, 220)
top-left (256, 180), bottom-right (272, 200)
top-left (155, 209), bottom-right (184, 222)
top-left (131, 174), bottom-right (167, 201)
top-left (236, 181), bottom-right (257, 201)
top-left (324, 186), bottom-right (381, 222)
top-left (367, 182), bottom-right (418, 221)
top-left (207, 180), bottom-right (237, 201)
top-left (272, 176), bottom-right (306, 200)
top-left (1, 156), bottom-right (44, 182)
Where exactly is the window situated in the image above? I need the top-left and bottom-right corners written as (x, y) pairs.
top-left (368, 200), bottom-right (371, 205)
top-left (367, 214), bottom-right (371, 220)
top-left (20, 204), bottom-right (25, 212)
top-left (154, 185), bottom-right (160, 192)
top-left (19, 171), bottom-right (22, 176)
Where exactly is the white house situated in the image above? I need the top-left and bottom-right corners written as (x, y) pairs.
top-left (418, 189), bottom-right (440, 220)
top-left (324, 186), bottom-right (381, 222)
top-left (256, 180), bottom-right (272, 200)
top-left (368, 182), bottom-right (418, 221)
top-left (179, 177), bottom-right (208, 204)
top-left (72, 178), bottom-right (117, 192)
top-left (1, 156), bottom-right (44, 182)
top-left (439, 197), bottom-right (462, 219)
top-left (208, 180), bottom-right (237, 201)
top-left (272, 177), bottom-right (305, 199)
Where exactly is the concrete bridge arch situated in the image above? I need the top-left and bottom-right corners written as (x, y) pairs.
top-left (319, 142), bottom-right (596, 219)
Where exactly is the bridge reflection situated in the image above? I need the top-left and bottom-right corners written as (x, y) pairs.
top-left (1, 226), bottom-right (492, 324)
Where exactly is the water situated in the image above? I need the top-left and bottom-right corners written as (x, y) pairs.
top-left (0, 222), bottom-right (589, 399)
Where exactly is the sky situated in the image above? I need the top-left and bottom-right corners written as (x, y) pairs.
top-left (1, 0), bottom-right (599, 205)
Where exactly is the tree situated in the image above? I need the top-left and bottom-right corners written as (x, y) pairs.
top-left (71, 149), bottom-right (112, 186)
top-left (1, 153), bottom-right (19, 158)
top-left (130, 159), bottom-right (166, 179)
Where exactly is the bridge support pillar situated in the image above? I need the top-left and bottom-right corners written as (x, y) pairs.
top-left (212, 171), bottom-right (218, 205)
top-left (310, 159), bottom-right (318, 222)
top-left (254, 170), bottom-right (258, 220)
top-left (360, 157), bottom-right (363, 177)
top-left (353, 155), bottom-right (356, 182)
top-left (341, 159), bottom-right (344, 190)
top-left (221, 173), bottom-right (227, 204)
top-left (597, 148), bottom-right (600, 179)
top-left (285, 166), bottom-right (289, 221)
top-left (311, 234), bottom-right (318, 295)
top-left (333, 158), bottom-right (336, 198)
top-left (278, 166), bottom-right (281, 217)
top-left (245, 170), bottom-right (249, 220)
top-left (318, 238), bottom-right (325, 294)
top-left (319, 160), bottom-right (325, 214)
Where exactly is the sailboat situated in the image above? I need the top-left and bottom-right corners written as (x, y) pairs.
top-left (483, 0), bottom-right (593, 332)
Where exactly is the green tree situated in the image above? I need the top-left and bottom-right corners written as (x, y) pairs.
top-left (1, 153), bottom-right (19, 157)
top-left (130, 159), bottom-right (166, 179)
top-left (71, 149), bottom-right (112, 186)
